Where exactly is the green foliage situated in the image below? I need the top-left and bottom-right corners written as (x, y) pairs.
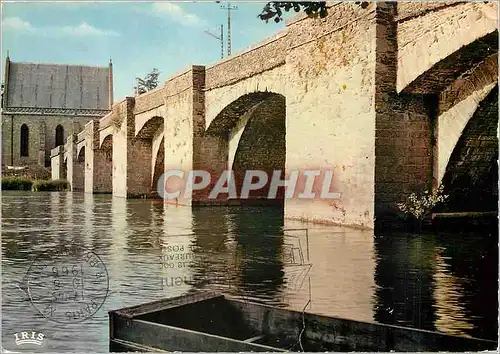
top-left (32, 180), bottom-right (70, 192)
top-left (397, 185), bottom-right (449, 220)
top-left (1, 177), bottom-right (33, 190)
top-left (259, 2), bottom-right (327, 23)
top-left (136, 68), bottom-right (160, 95)
top-left (258, 2), bottom-right (369, 23)
top-left (2, 177), bottom-right (70, 191)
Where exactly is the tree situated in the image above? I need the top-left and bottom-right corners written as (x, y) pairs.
top-left (136, 68), bottom-right (160, 95)
top-left (258, 2), bottom-right (369, 23)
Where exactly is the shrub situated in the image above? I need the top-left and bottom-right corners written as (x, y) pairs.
top-left (1, 177), bottom-right (33, 190)
top-left (397, 184), bottom-right (448, 220)
top-left (32, 180), bottom-right (70, 192)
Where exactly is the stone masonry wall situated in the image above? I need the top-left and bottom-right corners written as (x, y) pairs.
top-left (2, 113), bottom-right (97, 167)
top-left (94, 136), bottom-right (113, 193)
top-left (396, 1), bottom-right (462, 22)
top-left (285, 2), bottom-right (377, 228)
top-left (43, 116), bottom-right (91, 163)
top-left (134, 86), bottom-right (165, 115)
top-left (435, 53), bottom-right (497, 184)
top-left (374, 3), bottom-right (434, 227)
top-left (51, 146), bottom-right (64, 180)
top-left (163, 68), bottom-right (200, 205)
top-left (2, 115), bottom-right (45, 166)
top-left (397, 2), bottom-right (498, 93)
top-left (112, 97), bottom-right (155, 197)
top-left (205, 31), bottom-right (287, 90)
top-left (66, 134), bottom-right (85, 191)
top-left (440, 85), bottom-right (498, 212)
top-left (84, 119), bottom-right (112, 194)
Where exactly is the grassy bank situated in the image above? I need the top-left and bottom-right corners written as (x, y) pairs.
top-left (2, 177), bottom-right (70, 191)
top-left (1, 177), bottom-right (33, 190)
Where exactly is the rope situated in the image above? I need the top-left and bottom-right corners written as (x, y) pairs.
top-left (298, 299), bottom-right (311, 351)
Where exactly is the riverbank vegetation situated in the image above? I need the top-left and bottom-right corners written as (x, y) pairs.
top-left (32, 180), bottom-right (70, 191)
top-left (2, 177), bottom-right (70, 191)
top-left (396, 185), bottom-right (449, 232)
top-left (397, 185), bottom-right (449, 221)
top-left (1, 177), bottom-right (33, 190)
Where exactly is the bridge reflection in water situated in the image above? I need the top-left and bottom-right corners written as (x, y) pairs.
top-left (1, 192), bottom-right (497, 352)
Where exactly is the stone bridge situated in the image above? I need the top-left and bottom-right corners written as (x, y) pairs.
top-left (51, 2), bottom-right (498, 229)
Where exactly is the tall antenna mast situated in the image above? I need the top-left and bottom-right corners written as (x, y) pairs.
top-left (220, 1), bottom-right (238, 56)
top-left (204, 24), bottom-right (224, 59)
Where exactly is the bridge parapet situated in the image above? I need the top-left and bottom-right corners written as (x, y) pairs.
top-left (77, 131), bottom-right (85, 144)
top-left (99, 111), bottom-right (113, 131)
top-left (397, 1), bottom-right (498, 93)
top-left (165, 68), bottom-right (195, 98)
top-left (50, 145), bottom-right (64, 158)
top-left (99, 98), bottom-right (134, 131)
top-left (396, 1), bottom-right (463, 22)
top-left (134, 86), bottom-right (165, 114)
top-left (205, 31), bottom-right (288, 90)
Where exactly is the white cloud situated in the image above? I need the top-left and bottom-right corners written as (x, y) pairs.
top-left (57, 22), bottom-right (120, 37)
top-left (151, 3), bottom-right (204, 26)
top-left (3, 17), bottom-right (35, 32)
top-left (2, 17), bottom-right (120, 37)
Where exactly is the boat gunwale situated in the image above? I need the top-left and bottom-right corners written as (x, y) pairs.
top-left (222, 295), bottom-right (498, 345)
top-left (108, 291), bottom-right (222, 319)
top-left (109, 292), bottom-right (498, 347)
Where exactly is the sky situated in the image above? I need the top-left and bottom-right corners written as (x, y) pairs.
top-left (1, 1), bottom-right (289, 102)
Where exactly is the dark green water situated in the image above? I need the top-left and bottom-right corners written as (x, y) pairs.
top-left (1, 191), bottom-right (497, 351)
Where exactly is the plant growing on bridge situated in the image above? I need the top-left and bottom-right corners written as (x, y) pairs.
top-left (397, 184), bottom-right (449, 220)
top-left (136, 68), bottom-right (160, 95)
top-left (258, 1), bottom-right (369, 23)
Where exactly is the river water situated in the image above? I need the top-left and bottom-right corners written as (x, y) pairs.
top-left (1, 191), bottom-right (498, 351)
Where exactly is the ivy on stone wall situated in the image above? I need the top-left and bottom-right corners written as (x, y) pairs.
top-left (258, 1), bottom-right (369, 23)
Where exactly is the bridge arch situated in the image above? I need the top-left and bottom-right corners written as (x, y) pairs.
top-left (440, 85), bottom-right (498, 212)
top-left (61, 154), bottom-right (68, 180)
top-left (152, 136), bottom-right (164, 192)
top-left (135, 116), bottom-right (164, 139)
top-left (77, 146), bottom-right (85, 163)
top-left (201, 91), bottom-right (286, 203)
top-left (99, 133), bottom-right (113, 150)
top-left (76, 143), bottom-right (85, 161)
top-left (101, 134), bottom-right (113, 159)
top-left (398, 2), bottom-right (498, 94)
top-left (97, 134), bottom-right (113, 194)
top-left (436, 53), bottom-right (498, 184)
top-left (134, 116), bottom-right (164, 193)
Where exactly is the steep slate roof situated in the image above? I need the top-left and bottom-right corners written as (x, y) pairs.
top-left (5, 61), bottom-right (111, 110)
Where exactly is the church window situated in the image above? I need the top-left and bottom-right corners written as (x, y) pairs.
top-left (55, 125), bottom-right (64, 147)
top-left (20, 124), bottom-right (29, 157)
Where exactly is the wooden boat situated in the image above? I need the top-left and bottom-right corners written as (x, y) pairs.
top-left (109, 292), bottom-right (497, 352)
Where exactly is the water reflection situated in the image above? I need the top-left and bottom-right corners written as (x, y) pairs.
top-left (373, 234), bottom-right (437, 331)
top-left (228, 207), bottom-right (285, 303)
top-left (372, 232), bottom-right (498, 340)
top-left (1, 192), bottom-right (497, 353)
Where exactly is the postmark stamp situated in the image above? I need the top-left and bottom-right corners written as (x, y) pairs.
top-left (25, 245), bottom-right (109, 324)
